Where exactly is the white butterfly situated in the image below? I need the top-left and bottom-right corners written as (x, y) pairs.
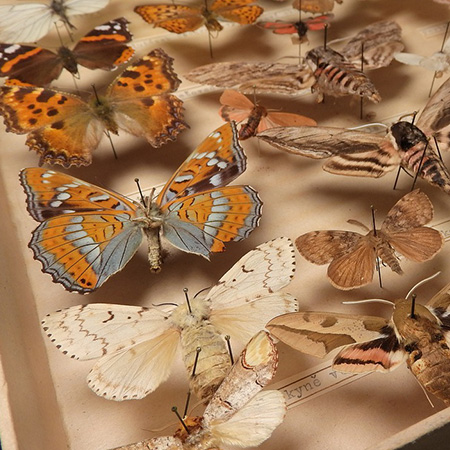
top-left (0, 0), bottom-right (110, 43)
top-left (394, 38), bottom-right (450, 76)
top-left (41, 237), bottom-right (297, 402)
top-left (111, 330), bottom-right (286, 450)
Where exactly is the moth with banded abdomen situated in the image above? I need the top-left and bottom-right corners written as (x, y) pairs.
top-left (267, 279), bottom-right (450, 405)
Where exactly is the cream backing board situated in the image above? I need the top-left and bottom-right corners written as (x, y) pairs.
top-left (0, 0), bottom-right (450, 449)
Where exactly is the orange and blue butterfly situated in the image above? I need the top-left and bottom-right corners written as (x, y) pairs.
top-left (19, 122), bottom-right (263, 294)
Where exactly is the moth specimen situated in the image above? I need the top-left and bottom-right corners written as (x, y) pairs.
top-left (258, 75), bottom-right (450, 195)
top-left (219, 89), bottom-right (317, 139)
top-left (112, 330), bottom-right (286, 449)
top-left (295, 190), bottom-right (443, 290)
top-left (42, 238), bottom-right (297, 401)
top-left (267, 281), bottom-right (450, 405)
top-left (340, 20), bottom-right (404, 69)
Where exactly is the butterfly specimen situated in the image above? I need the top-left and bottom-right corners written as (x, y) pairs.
top-left (134, 0), bottom-right (263, 34)
top-left (258, 76), bottom-right (450, 194)
top-left (20, 122), bottom-right (263, 293)
top-left (340, 20), bottom-right (404, 70)
top-left (292, 0), bottom-right (342, 13)
top-left (305, 46), bottom-right (381, 103)
top-left (0, 18), bottom-right (134, 86)
top-left (0, 48), bottom-right (186, 167)
top-left (219, 89), bottom-right (317, 139)
top-left (186, 61), bottom-right (315, 94)
top-left (41, 238), bottom-right (296, 400)
top-left (267, 281), bottom-right (450, 405)
top-left (111, 330), bottom-right (286, 449)
top-left (257, 14), bottom-right (333, 44)
top-left (294, 190), bottom-right (443, 290)
top-left (0, 0), bottom-right (110, 43)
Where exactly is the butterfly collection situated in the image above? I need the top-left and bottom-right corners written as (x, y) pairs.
top-left (2, 0), bottom-right (450, 449)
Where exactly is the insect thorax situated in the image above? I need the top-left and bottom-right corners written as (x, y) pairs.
top-left (390, 121), bottom-right (427, 151)
top-left (88, 95), bottom-right (119, 134)
top-left (202, 8), bottom-right (223, 32)
top-left (58, 46), bottom-right (78, 76)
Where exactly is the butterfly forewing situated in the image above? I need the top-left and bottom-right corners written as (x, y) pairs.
top-left (211, 0), bottom-right (263, 24)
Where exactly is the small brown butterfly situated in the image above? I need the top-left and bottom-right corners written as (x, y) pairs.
top-left (340, 20), bottom-right (404, 70)
top-left (292, 0), bottom-right (343, 13)
top-left (219, 89), bottom-right (317, 139)
top-left (267, 280), bottom-right (450, 405)
top-left (295, 190), bottom-right (444, 290)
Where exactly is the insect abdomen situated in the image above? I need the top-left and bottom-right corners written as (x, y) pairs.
top-left (180, 322), bottom-right (231, 402)
top-left (239, 105), bottom-right (266, 140)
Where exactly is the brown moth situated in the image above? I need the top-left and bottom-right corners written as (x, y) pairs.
top-left (292, 0), bottom-right (343, 13)
top-left (258, 76), bottom-right (450, 194)
top-left (340, 20), bottom-right (404, 69)
top-left (295, 190), bottom-right (444, 290)
top-left (305, 46), bottom-right (381, 103)
top-left (185, 61), bottom-right (315, 95)
top-left (267, 281), bottom-right (450, 405)
top-left (112, 331), bottom-right (286, 450)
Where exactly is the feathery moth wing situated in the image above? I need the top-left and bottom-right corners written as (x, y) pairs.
top-left (219, 89), bottom-right (316, 139)
top-left (42, 238), bottom-right (297, 401)
top-left (341, 20), bottom-right (404, 69)
top-left (258, 125), bottom-right (401, 176)
top-left (112, 331), bottom-right (286, 450)
top-left (185, 61), bottom-right (315, 94)
top-left (295, 190), bottom-right (443, 290)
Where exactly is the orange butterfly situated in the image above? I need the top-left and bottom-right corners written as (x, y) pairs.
top-left (219, 89), bottom-right (317, 140)
top-left (19, 122), bottom-right (263, 293)
top-left (0, 49), bottom-right (187, 167)
top-left (134, 0), bottom-right (264, 34)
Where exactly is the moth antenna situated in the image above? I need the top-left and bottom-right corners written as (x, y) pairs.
top-left (134, 178), bottom-right (147, 208)
top-left (152, 302), bottom-right (178, 307)
top-left (429, 21), bottom-right (450, 97)
top-left (225, 335), bottom-right (234, 365)
top-left (171, 407), bottom-right (190, 434)
top-left (348, 123), bottom-right (388, 131)
top-left (405, 271), bottom-right (441, 299)
top-left (410, 294), bottom-right (417, 319)
top-left (191, 347), bottom-right (202, 377)
top-left (433, 136), bottom-right (443, 161)
top-left (343, 298), bottom-right (394, 306)
top-left (360, 42), bottom-right (364, 120)
top-left (184, 287), bottom-right (192, 314)
top-left (411, 141), bottom-right (429, 191)
top-left (193, 285), bottom-right (212, 298)
top-left (412, 374), bottom-right (435, 408)
top-left (347, 219), bottom-right (370, 232)
top-left (183, 391), bottom-right (191, 418)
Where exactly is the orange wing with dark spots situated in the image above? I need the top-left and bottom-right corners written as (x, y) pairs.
top-left (0, 48), bottom-right (187, 167)
top-left (211, 0), bottom-right (263, 24)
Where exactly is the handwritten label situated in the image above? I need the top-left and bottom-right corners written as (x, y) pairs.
top-left (272, 361), bottom-right (369, 409)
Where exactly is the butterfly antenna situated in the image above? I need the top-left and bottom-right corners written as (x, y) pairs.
top-left (171, 407), bottom-right (190, 434)
top-left (405, 271), bottom-right (441, 299)
top-left (134, 178), bottom-right (147, 208)
top-left (225, 335), bottom-right (234, 365)
top-left (360, 42), bottom-right (364, 120)
top-left (184, 287), bottom-right (192, 314)
top-left (183, 391), bottom-right (191, 418)
top-left (429, 22), bottom-right (450, 97)
top-left (411, 141), bottom-right (429, 191)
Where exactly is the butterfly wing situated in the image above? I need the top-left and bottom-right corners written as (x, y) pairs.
top-left (260, 111), bottom-right (317, 132)
top-left (72, 18), bottom-right (135, 71)
top-left (416, 76), bottom-right (450, 151)
top-left (211, 0), bottom-right (263, 25)
top-left (381, 190), bottom-right (444, 262)
top-left (258, 126), bottom-right (401, 177)
top-left (20, 168), bottom-right (143, 293)
top-left (155, 122), bottom-right (262, 257)
top-left (210, 390), bottom-right (286, 447)
top-left (305, 14), bottom-right (333, 31)
top-left (256, 21), bottom-right (299, 35)
top-left (63, 0), bottom-right (109, 16)
top-left (107, 48), bottom-right (187, 148)
top-left (219, 89), bottom-right (254, 123)
top-left (134, 5), bottom-right (205, 33)
top-left (186, 61), bottom-right (315, 94)
top-left (0, 85), bottom-right (104, 167)
top-left (0, 44), bottom-right (64, 86)
top-left (292, 0), bottom-right (336, 13)
top-left (111, 436), bottom-right (183, 450)
top-left (207, 237), bottom-right (297, 343)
